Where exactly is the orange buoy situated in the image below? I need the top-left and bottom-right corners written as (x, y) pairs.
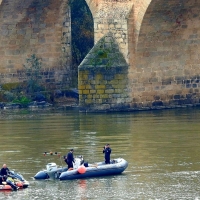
top-left (16, 182), bottom-right (23, 187)
top-left (77, 165), bottom-right (86, 174)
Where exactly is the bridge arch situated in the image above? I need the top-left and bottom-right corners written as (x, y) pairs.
top-left (79, 0), bottom-right (200, 111)
top-left (85, 0), bottom-right (99, 17)
top-left (132, 0), bottom-right (200, 107)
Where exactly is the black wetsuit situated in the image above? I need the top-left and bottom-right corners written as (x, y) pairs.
top-left (0, 167), bottom-right (9, 177)
top-left (103, 147), bottom-right (112, 164)
top-left (65, 151), bottom-right (74, 169)
top-left (0, 167), bottom-right (18, 190)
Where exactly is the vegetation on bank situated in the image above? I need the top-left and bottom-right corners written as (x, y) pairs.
top-left (0, 54), bottom-right (78, 108)
top-left (0, 54), bottom-right (41, 107)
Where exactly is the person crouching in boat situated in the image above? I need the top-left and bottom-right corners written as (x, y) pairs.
top-left (0, 164), bottom-right (19, 190)
top-left (64, 149), bottom-right (74, 170)
top-left (103, 144), bottom-right (112, 164)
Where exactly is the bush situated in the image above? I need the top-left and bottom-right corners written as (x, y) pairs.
top-left (12, 96), bottom-right (31, 107)
top-left (23, 54), bottom-right (43, 94)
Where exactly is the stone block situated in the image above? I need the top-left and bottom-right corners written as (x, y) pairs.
top-left (82, 90), bottom-right (90, 95)
top-left (87, 94), bottom-right (93, 99)
top-left (115, 89), bottom-right (123, 93)
top-left (105, 89), bottom-right (114, 94)
top-left (85, 85), bottom-right (93, 89)
top-left (96, 89), bottom-right (105, 94)
top-left (95, 99), bottom-right (103, 104)
top-left (95, 85), bottom-right (106, 89)
top-left (85, 99), bottom-right (92, 104)
top-left (114, 84), bottom-right (126, 89)
top-left (92, 94), bottom-right (100, 99)
top-left (100, 94), bottom-right (109, 99)
top-left (90, 90), bottom-right (97, 94)
top-left (79, 90), bottom-right (83, 95)
top-left (109, 80), bottom-right (119, 85)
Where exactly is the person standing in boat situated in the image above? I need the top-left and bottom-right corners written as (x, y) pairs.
top-left (64, 149), bottom-right (75, 169)
top-left (103, 144), bottom-right (112, 164)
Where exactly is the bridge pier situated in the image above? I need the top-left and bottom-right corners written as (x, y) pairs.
top-left (80, 0), bottom-right (200, 112)
top-left (79, 0), bottom-right (135, 111)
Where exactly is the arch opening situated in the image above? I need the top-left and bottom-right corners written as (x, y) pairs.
top-left (133, 0), bottom-right (200, 107)
top-left (70, 0), bottom-right (94, 88)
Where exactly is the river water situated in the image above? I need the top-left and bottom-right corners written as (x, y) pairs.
top-left (0, 107), bottom-right (200, 199)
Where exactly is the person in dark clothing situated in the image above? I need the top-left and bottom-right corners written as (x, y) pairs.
top-left (0, 164), bottom-right (19, 190)
top-left (0, 164), bottom-right (9, 177)
top-left (64, 149), bottom-right (75, 169)
top-left (103, 144), bottom-right (112, 164)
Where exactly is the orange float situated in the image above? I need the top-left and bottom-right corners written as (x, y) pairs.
top-left (77, 165), bottom-right (86, 174)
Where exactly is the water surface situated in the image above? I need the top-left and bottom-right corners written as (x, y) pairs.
top-left (0, 107), bottom-right (199, 199)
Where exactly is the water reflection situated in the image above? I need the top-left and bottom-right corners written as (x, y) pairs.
top-left (0, 107), bottom-right (199, 199)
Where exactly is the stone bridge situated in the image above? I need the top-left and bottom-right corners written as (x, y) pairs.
top-left (81, 0), bottom-right (200, 111)
top-left (0, 0), bottom-right (200, 111)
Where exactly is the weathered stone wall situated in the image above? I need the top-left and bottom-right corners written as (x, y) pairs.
top-left (131, 0), bottom-right (200, 108)
top-left (82, 0), bottom-right (200, 111)
top-left (78, 34), bottom-right (129, 111)
top-left (79, 0), bottom-right (134, 111)
top-left (0, 0), bottom-right (71, 89)
top-left (2, 0), bottom-right (200, 111)
top-left (93, 0), bottom-right (134, 63)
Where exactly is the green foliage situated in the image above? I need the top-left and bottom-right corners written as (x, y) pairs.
top-left (0, 55), bottom-right (45, 104)
top-left (1, 83), bottom-right (25, 102)
top-left (97, 50), bottom-right (108, 58)
top-left (12, 96), bottom-right (31, 106)
top-left (23, 54), bottom-right (43, 94)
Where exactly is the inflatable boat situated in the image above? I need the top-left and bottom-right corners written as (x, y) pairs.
top-left (0, 171), bottom-right (29, 191)
top-left (34, 157), bottom-right (128, 181)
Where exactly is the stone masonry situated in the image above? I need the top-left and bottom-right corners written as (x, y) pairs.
top-left (78, 33), bottom-right (129, 112)
top-left (0, 0), bottom-right (71, 89)
top-left (81, 0), bottom-right (200, 111)
top-left (1, 0), bottom-right (200, 111)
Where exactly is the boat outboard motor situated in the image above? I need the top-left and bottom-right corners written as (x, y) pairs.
top-left (46, 163), bottom-right (58, 179)
top-left (46, 163), bottom-right (57, 171)
top-left (73, 156), bottom-right (84, 169)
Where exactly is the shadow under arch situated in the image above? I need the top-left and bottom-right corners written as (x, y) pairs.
top-left (70, 0), bottom-right (94, 87)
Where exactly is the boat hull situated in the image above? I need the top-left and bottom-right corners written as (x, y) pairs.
top-left (0, 184), bottom-right (12, 190)
top-left (34, 171), bottom-right (49, 180)
top-left (34, 158), bottom-right (128, 181)
top-left (59, 158), bottom-right (128, 180)
top-left (0, 182), bottom-right (29, 191)
top-left (34, 166), bottom-right (68, 180)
